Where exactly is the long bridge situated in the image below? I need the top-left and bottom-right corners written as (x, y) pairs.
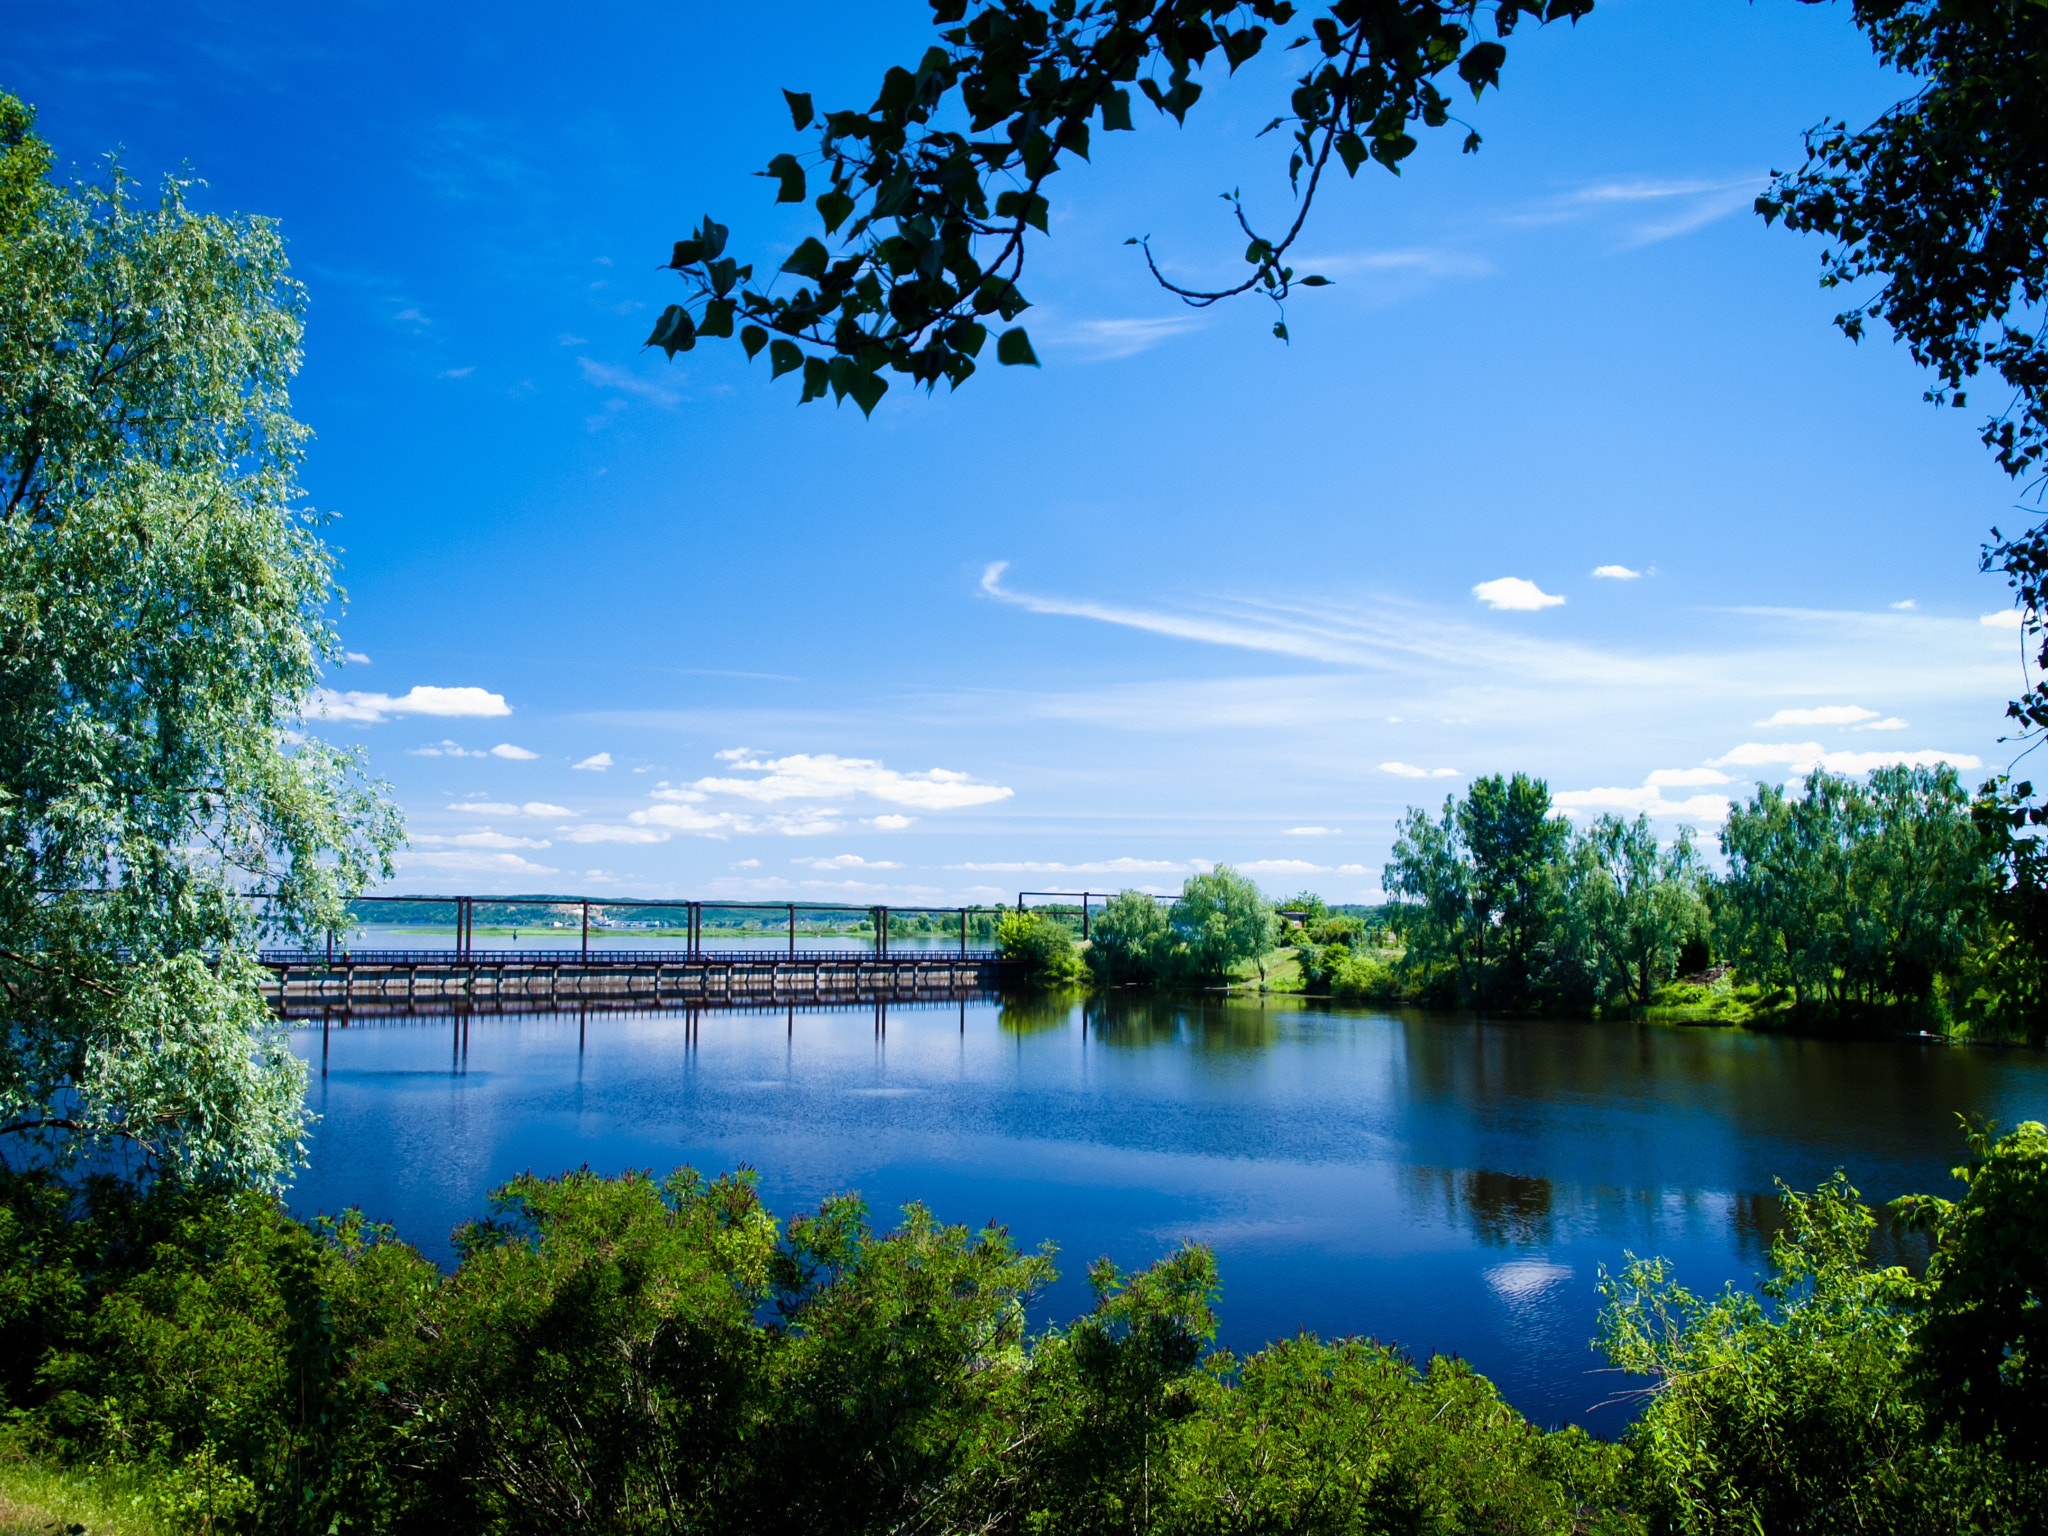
top-left (256, 891), bottom-right (1118, 1012)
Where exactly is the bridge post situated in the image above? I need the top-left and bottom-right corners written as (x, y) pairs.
top-left (1084, 894), bottom-right (1092, 941)
top-left (581, 899), bottom-right (589, 959)
top-left (959, 908), bottom-right (966, 957)
top-left (788, 903), bottom-right (795, 958)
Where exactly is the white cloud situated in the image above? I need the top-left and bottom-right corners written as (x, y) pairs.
top-left (573, 752), bottom-right (613, 771)
top-left (681, 750), bottom-right (1012, 810)
top-left (1237, 859), bottom-right (1330, 875)
top-left (863, 814), bottom-right (916, 830)
top-left (949, 857), bottom-right (1188, 874)
top-left (491, 743), bottom-right (538, 760)
top-left (409, 739), bottom-right (484, 758)
top-left (439, 366), bottom-right (474, 379)
top-left (795, 854), bottom-right (903, 870)
top-left (1552, 785), bottom-right (1732, 820)
top-left (413, 829), bottom-right (552, 850)
top-left (1591, 565), bottom-right (1641, 580)
top-left (310, 684), bottom-right (509, 722)
top-left (1645, 767), bottom-right (1730, 787)
top-left (395, 850), bottom-right (557, 875)
top-left (1756, 705), bottom-right (1878, 726)
top-left (1285, 826), bottom-right (1339, 835)
top-left (632, 803), bottom-right (842, 837)
top-left (1713, 741), bottom-right (1983, 773)
top-left (342, 650), bottom-right (371, 664)
top-left (1983, 610), bottom-right (2029, 629)
top-left (1337, 863), bottom-right (1369, 874)
top-left (1891, 600), bottom-right (1916, 611)
top-left (525, 801), bottom-right (575, 816)
top-left (1861, 717), bottom-right (1909, 731)
top-left (1381, 762), bottom-right (1459, 779)
top-left (555, 823), bottom-right (672, 844)
top-left (734, 858), bottom-right (760, 867)
top-left (1472, 577), bottom-right (1565, 611)
top-left (448, 801), bottom-right (520, 815)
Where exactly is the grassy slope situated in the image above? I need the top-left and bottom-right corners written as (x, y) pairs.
top-left (0, 1458), bottom-right (163, 1536)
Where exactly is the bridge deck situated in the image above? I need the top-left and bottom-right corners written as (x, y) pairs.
top-left (259, 947), bottom-right (1019, 1007)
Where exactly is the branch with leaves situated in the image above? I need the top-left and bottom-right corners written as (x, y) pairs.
top-left (650, 0), bottom-right (1591, 413)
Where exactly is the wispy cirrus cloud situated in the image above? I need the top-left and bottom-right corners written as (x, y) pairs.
top-left (578, 357), bottom-right (681, 407)
top-left (1047, 316), bottom-right (1205, 359)
top-left (1509, 175), bottom-right (1763, 246)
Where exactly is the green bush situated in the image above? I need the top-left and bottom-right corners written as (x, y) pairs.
top-left (1329, 953), bottom-right (1403, 1003)
top-left (1599, 1155), bottom-right (2048, 1534)
top-left (14, 1135), bottom-right (2048, 1535)
top-left (997, 910), bottom-right (1087, 985)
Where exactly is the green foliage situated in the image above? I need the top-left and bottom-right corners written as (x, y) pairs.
top-left (1898, 1119), bottom-right (2048, 1457)
top-left (0, 92), bottom-right (53, 241)
top-left (655, 1), bottom-right (1592, 408)
top-left (999, 909), bottom-right (1088, 984)
top-left (1086, 889), bottom-right (1175, 985)
top-left (1386, 773), bottom-right (1570, 1009)
top-left (1762, 1), bottom-right (2048, 482)
top-left (2, 1164), bottom-right (1643, 1534)
top-left (1170, 866), bottom-right (1278, 983)
top-left (0, 114), bottom-right (401, 1188)
top-left (1718, 765), bottom-right (1994, 1016)
top-left (1084, 870), bottom-right (1278, 987)
top-left (0, 1168), bottom-right (433, 1535)
top-left (1171, 1342), bottom-right (1629, 1535)
top-left (1598, 1171), bottom-right (2041, 1534)
top-left (1558, 817), bottom-right (1710, 1008)
top-left (1381, 767), bottom-right (1996, 1023)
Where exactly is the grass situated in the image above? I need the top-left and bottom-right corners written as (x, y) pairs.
top-left (0, 1456), bottom-right (163, 1536)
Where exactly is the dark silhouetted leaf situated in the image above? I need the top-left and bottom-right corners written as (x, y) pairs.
top-left (765, 154), bottom-right (806, 203)
top-left (646, 304), bottom-right (695, 358)
top-left (783, 89), bottom-right (813, 131)
top-left (997, 327), bottom-right (1038, 366)
top-left (781, 238), bottom-right (830, 280)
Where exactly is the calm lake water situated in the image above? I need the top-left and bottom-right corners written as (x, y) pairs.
top-left (284, 995), bottom-right (2048, 1435)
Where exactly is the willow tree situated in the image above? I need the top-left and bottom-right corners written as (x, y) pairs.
top-left (0, 95), bottom-right (401, 1189)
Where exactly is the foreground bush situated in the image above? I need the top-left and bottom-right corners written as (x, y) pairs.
top-left (0, 1165), bottom-right (1625, 1534)
top-left (8, 1126), bottom-right (2048, 1534)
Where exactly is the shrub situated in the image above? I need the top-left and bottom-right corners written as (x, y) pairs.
top-left (1329, 954), bottom-right (1403, 1003)
top-left (997, 910), bottom-right (1086, 985)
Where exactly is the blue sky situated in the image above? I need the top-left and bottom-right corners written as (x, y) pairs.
top-left (10, 0), bottom-right (2032, 905)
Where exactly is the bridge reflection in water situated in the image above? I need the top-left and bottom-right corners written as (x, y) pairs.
top-left (291, 987), bottom-right (1004, 1078)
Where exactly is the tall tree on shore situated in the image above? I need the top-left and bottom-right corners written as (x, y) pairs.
top-left (1386, 773), bottom-right (1566, 1009)
top-left (0, 95), bottom-right (401, 1188)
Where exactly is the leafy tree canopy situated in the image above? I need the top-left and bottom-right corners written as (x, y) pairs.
top-left (651, 0), bottom-right (1593, 414)
top-left (0, 94), bottom-right (402, 1190)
